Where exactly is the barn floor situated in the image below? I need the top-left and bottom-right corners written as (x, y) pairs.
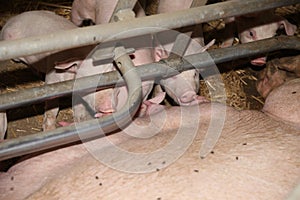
top-left (0, 0), bottom-right (299, 139)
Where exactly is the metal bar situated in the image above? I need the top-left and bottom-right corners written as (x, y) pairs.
top-left (168, 0), bottom-right (202, 59)
top-left (109, 0), bottom-right (138, 22)
top-left (0, 46), bottom-right (142, 161)
top-left (0, 35), bottom-right (298, 112)
top-left (0, 0), bottom-right (298, 61)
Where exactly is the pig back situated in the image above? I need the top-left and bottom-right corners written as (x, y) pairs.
top-left (0, 11), bottom-right (78, 71)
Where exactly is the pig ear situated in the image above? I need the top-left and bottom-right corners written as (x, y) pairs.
top-left (278, 19), bottom-right (297, 36)
top-left (55, 60), bottom-right (82, 73)
top-left (153, 46), bottom-right (169, 62)
top-left (152, 34), bottom-right (169, 62)
top-left (147, 92), bottom-right (166, 104)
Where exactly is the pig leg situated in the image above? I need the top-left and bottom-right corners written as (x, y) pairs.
top-left (220, 17), bottom-right (236, 48)
top-left (43, 101), bottom-right (59, 131)
top-left (0, 112), bottom-right (7, 140)
top-left (43, 68), bottom-right (75, 131)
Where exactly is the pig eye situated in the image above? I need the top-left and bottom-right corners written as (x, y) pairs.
top-left (249, 31), bottom-right (254, 37)
top-left (194, 72), bottom-right (197, 78)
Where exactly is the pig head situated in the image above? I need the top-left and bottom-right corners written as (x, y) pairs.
top-left (221, 10), bottom-right (297, 66)
top-left (154, 36), bottom-right (214, 106)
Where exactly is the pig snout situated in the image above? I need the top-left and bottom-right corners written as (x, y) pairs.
top-left (94, 89), bottom-right (119, 116)
top-left (95, 100), bottom-right (116, 114)
top-left (251, 56), bottom-right (266, 66)
top-left (178, 91), bottom-right (209, 106)
top-left (179, 91), bottom-right (198, 104)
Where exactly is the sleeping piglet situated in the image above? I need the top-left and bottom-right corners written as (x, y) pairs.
top-left (221, 9), bottom-right (297, 66)
top-left (0, 78), bottom-right (299, 199)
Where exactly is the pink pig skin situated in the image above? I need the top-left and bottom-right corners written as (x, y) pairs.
top-left (0, 78), bottom-right (299, 200)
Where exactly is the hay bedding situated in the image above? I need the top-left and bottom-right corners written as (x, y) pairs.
top-left (0, 0), bottom-right (298, 138)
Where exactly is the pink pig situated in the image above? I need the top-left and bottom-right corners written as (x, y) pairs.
top-left (71, 0), bottom-right (166, 119)
top-left (221, 10), bottom-right (297, 66)
top-left (72, 0), bottom-right (212, 107)
top-left (0, 11), bottom-right (94, 131)
top-left (154, 0), bottom-right (212, 106)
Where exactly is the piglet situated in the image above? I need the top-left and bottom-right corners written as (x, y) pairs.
top-left (71, 0), bottom-right (146, 26)
top-left (0, 11), bottom-right (94, 131)
top-left (256, 54), bottom-right (300, 98)
top-left (154, 0), bottom-right (212, 106)
top-left (221, 10), bottom-right (297, 66)
top-left (71, 0), bottom-right (165, 119)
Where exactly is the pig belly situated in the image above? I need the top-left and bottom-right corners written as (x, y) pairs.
top-left (1, 103), bottom-right (298, 200)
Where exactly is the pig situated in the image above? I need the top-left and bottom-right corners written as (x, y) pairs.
top-left (221, 9), bottom-right (297, 66)
top-left (71, 0), bottom-right (213, 107)
top-left (0, 10), bottom-right (95, 131)
top-left (256, 55), bottom-right (300, 98)
top-left (71, 0), bottom-right (147, 26)
top-left (0, 77), bottom-right (300, 200)
top-left (1, 10), bottom-right (163, 132)
top-left (154, 0), bottom-right (213, 106)
top-left (70, 0), bottom-right (164, 120)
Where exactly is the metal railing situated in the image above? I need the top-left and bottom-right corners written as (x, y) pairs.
top-left (0, 0), bottom-right (299, 160)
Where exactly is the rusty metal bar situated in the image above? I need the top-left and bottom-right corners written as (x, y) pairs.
top-left (0, 35), bottom-right (298, 112)
top-left (0, 0), bottom-right (298, 61)
top-left (0, 46), bottom-right (142, 161)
